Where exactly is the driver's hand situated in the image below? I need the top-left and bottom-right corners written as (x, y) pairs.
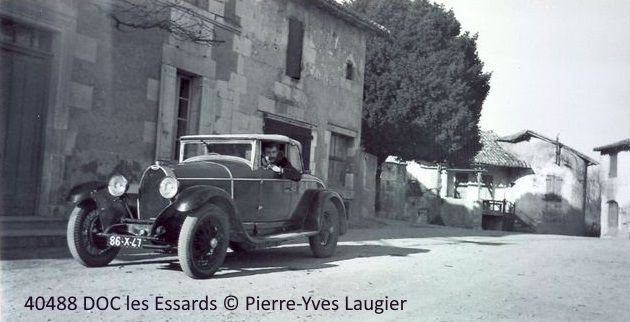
top-left (262, 156), bottom-right (270, 168)
top-left (270, 165), bottom-right (283, 174)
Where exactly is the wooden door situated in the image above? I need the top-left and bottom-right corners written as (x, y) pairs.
top-left (0, 46), bottom-right (50, 216)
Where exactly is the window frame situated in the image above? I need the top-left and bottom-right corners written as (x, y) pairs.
top-left (173, 74), bottom-right (193, 160)
top-left (328, 133), bottom-right (353, 187)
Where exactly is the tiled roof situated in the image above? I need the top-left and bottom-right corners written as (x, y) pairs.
top-left (308, 0), bottom-right (388, 35)
top-left (594, 139), bottom-right (630, 154)
top-left (473, 131), bottom-right (530, 168)
top-left (499, 130), bottom-right (598, 165)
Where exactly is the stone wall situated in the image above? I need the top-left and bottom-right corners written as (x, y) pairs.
top-left (599, 151), bottom-right (630, 239)
top-left (499, 138), bottom-right (592, 235)
top-left (1, 0), bottom-right (373, 218)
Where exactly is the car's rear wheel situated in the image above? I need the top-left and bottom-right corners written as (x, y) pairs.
top-left (309, 198), bottom-right (340, 258)
top-left (178, 205), bottom-right (229, 279)
top-left (67, 204), bottom-right (120, 267)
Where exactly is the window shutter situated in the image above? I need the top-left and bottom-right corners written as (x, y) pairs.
top-left (554, 177), bottom-right (563, 195)
top-left (545, 175), bottom-right (553, 194)
top-left (286, 18), bottom-right (304, 79)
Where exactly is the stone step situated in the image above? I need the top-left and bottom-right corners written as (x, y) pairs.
top-left (0, 216), bottom-right (67, 230)
top-left (0, 246), bottom-right (70, 260)
top-left (0, 228), bottom-right (67, 250)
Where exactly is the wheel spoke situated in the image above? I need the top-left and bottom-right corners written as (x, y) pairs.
top-left (192, 218), bottom-right (223, 269)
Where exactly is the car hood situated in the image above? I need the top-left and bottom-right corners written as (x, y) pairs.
top-left (171, 159), bottom-right (252, 179)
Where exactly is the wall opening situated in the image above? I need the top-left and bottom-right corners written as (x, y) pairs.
top-left (345, 61), bottom-right (354, 80)
top-left (1, 18), bottom-right (53, 216)
top-left (263, 117), bottom-right (312, 170)
top-left (285, 18), bottom-right (304, 79)
top-left (607, 200), bottom-right (619, 232)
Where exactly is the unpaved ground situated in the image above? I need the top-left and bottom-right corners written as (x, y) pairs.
top-left (1, 222), bottom-right (629, 321)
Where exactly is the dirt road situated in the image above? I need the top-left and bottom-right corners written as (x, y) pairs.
top-left (2, 222), bottom-right (629, 321)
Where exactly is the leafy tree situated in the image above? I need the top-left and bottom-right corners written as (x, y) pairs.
top-left (349, 0), bottom-right (490, 166)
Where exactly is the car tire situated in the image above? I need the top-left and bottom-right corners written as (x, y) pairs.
top-left (67, 204), bottom-right (120, 267)
top-left (309, 198), bottom-right (340, 258)
top-left (178, 205), bottom-right (229, 279)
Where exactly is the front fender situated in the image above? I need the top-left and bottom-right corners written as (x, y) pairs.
top-left (151, 185), bottom-right (242, 241)
top-left (171, 185), bottom-right (233, 213)
top-left (67, 181), bottom-right (107, 204)
top-left (67, 181), bottom-right (130, 229)
top-left (304, 190), bottom-right (348, 235)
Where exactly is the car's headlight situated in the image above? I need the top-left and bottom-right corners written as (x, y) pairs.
top-left (159, 176), bottom-right (179, 199)
top-left (108, 175), bottom-right (128, 197)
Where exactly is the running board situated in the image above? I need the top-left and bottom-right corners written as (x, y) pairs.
top-left (251, 231), bottom-right (319, 246)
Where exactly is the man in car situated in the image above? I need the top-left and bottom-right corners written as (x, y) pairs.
top-left (262, 142), bottom-right (301, 181)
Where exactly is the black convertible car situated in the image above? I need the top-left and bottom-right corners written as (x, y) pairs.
top-left (66, 134), bottom-right (347, 279)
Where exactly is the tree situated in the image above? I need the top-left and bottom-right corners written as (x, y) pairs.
top-left (348, 0), bottom-right (490, 211)
top-left (349, 0), bottom-right (490, 165)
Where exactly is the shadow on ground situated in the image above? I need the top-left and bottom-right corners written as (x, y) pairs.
top-left (112, 242), bottom-right (429, 279)
top-left (0, 220), bottom-right (523, 261)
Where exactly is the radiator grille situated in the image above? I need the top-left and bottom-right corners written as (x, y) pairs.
top-left (138, 167), bottom-right (170, 219)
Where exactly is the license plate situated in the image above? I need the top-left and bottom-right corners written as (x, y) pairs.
top-left (107, 235), bottom-right (143, 248)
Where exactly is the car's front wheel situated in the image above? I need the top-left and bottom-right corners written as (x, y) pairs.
top-left (67, 204), bottom-right (120, 267)
top-left (309, 198), bottom-right (340, 258)
top-left (178, 205), bottom-right (229, 279)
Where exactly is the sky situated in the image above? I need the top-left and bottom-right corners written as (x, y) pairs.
top-left (430, 0), bottom-right (630, 159)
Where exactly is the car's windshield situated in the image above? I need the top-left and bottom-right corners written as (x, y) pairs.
top-left (180, 140), bottom-right (254, 164)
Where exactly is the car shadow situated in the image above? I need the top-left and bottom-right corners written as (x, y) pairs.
top-left (112, 243), bottom-right (429, 279)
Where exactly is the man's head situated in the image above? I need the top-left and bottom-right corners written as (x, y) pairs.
top-left (263, 143), bottom-right (281, 162)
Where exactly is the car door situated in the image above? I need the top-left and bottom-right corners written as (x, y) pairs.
top-left (257, 142), bottom-right (293, 223)
top-left (259, 174), bottom-right (294, 222)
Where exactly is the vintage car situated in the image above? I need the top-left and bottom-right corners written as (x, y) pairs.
top-left (66, 134), bottom-right (347, 279)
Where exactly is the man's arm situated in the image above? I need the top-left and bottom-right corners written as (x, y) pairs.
top-left (277, 158), bottom-right (302, 181)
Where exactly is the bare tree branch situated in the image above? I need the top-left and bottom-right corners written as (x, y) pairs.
top-left (110, 0), bottom-right (225, 46)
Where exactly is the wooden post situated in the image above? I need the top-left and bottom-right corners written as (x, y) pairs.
top-left (436, 163), bottom-right (442, 198)
top-left (477, 170), bottom-right (482, 201)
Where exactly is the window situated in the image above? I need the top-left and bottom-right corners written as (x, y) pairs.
top-left (287, 144), bottom-right (303, 173)
top-left (544, 175), bottom-right (563, 201)
top-left (345, 61), bottom-right (354, 80)
top-left (181, 140), bottom-right (253, 164)
top-left (0, 18), bottom-right (52, 52)
top-left (328, 133), bottom-right (352, 187)
top-left (609, 153), bottom-right (618, 178)
top-left (174, 74), bottom-right (192, 159)
top-left (286, 18), bottom-right (304, 79)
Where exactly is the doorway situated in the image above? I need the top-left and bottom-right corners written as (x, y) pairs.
top-left (262, 117), bottom-right (312, 170)
top-left (0, 19), bottom-right (52, 216)
top-left (607, 200), bottom-right (619, 235)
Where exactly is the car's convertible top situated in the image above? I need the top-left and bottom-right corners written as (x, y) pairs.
top-left (180, 134), bottom-right (302, 151)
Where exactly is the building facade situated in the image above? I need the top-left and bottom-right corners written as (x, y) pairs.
top-left (379, 130), bottom-right (599, 236)
top-left (0, 0), bottom-right (381, 227)
top-left (594, 139), bottom-right (630, 239)
top-left (498, 130), bottom-right (598, 235)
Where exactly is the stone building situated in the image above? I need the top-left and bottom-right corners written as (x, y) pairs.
top-left (0, 0), bottom-right (382, 251)
top-left (498, 130), bottom-right (598, 235)
top-left (379, 130), bottom-right (599, 235)
top-left (594, 139), bottom-right (630, 239)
